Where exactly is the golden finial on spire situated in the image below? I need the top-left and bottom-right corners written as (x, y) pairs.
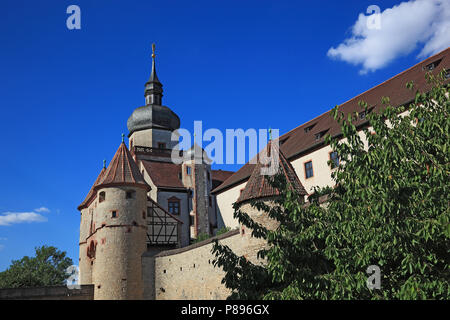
top-left (152, 43), bottom-right (156, 59)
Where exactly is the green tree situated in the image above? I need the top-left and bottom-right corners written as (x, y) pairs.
top-left (212, 71), bottom-right (449, 299)
top-left (0, 245), bottom-right (73, 288)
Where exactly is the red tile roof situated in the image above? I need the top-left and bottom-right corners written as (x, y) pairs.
top-left (78, 167), bottom-right (106, 210)
top-left (212, 47), bottom-right (450, 194)
top-left (211, 169), bottom-right (235, 189)
top-left (97, 142), bottom-right (150, 190)
top-left (141, 160), bottom-right (185, 189)
top-left (236, 140), bottom-right (307, 204)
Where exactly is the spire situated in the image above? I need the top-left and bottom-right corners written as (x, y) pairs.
top-left (145, 43), bottom-right (163, 105)
top-left (149, 43), bottom-right (160, 83)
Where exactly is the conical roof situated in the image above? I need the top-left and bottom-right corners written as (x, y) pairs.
top-left (236, 139), bottom-right (307, 204)
top-left (77, 167), bottom-right (106, 210)
top-left (97, 142), bottom-right (150, 190)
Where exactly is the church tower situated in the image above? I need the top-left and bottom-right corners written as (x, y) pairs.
top-left (78, 141), bottom-right (150, 300)
top-left (127, 44), bottom-right (180, 151)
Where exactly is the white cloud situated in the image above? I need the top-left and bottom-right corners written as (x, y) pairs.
top-left (327, 0), bottom-right (450, 74)
top-left (0, 212), bottom-right (48, 226)
top-left (34, 207), bottom-right (50, 213)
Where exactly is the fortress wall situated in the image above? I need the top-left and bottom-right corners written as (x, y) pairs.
top-left (143, 202), bottom-right (276, 300)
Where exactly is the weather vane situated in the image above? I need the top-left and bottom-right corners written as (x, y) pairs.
top-left (152, 43), bottom-right (156, 59)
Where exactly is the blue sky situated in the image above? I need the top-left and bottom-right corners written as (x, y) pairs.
top-left (0, 0), bottom-right (449, 271)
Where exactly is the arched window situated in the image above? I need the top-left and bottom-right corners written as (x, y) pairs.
top-left (99, 191), bottom-right (106, 203)
top-left (87, 241), bottom-right (97, 259)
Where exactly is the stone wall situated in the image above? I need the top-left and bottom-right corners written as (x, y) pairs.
top-left (142, 200), bottom-right (275, 300)
top-left (0, 285), bottom-right (94, 300)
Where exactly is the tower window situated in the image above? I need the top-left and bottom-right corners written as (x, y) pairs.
top-left (209, 196), bottom-right (212, 207)
top-left (168, 197), bottom-right (180, 215)
top-left (207, 171), bottom-right (210, 181)
top-left (189, 215), bottom-right (194, 226)
top-left (111, 211), bottom-right (117, 218)
top-left (329, 152), bottom-right (339, 169)
top-left (142, 211), bottom-right (146, 220)
top-left (99, 191), bottom-right (106, 203)
top-left (126, 190), bottom-right (135, 199)
top-left (158, 142), bottom-right (166, 149)
top-left (304, 161), bottom-right (314, 179)
top-left (186, 166), bottom-right (191, 175)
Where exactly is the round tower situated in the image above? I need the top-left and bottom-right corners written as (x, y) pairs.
top-left (234, 139), bottom-right (308, 263)
top-left (79, 142), bottom-right (150, 300)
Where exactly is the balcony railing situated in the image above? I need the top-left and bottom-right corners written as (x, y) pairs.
top-left (133, 146), bottom-right (183, 158)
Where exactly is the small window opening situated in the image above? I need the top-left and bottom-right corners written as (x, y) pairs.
top-left (99, 191), bottom-right (106, 203)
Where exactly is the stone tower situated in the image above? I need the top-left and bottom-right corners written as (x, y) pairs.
top-left (181, 143), bottom-right (213, 238)
top-left (78, 142), bottom-right (150, 300)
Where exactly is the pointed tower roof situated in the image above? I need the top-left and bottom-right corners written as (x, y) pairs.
top-left (148, 44), bottom-right (161, 84)
top-left (236, 139), bottom-right (307, 204)
top-left (77, 167), bottom-right (106, 210)
top-left (97, 142), bottom-right (150, 190)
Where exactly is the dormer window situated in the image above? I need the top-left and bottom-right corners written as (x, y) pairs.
top-left (314, 130), bottom-right (328, 141)
top-left (304, 123), bottom-right (316, 133)
top-left (424, 59), bottom-right (442, 71)
top-left (158, 142), bottom-right (166, 149)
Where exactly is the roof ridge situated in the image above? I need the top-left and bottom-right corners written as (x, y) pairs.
top-left (279, 46), bottom-right (450, 139)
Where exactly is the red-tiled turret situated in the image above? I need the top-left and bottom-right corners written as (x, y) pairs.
top-left (97, 142), bottom-right (150, 190)
top-left (236, 139), bottom-right (307, 204)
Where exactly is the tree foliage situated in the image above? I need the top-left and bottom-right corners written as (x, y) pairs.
top-left (0, 245), bottom-right (73, 288)
top-left (212, 71), bottom-right (449, 299)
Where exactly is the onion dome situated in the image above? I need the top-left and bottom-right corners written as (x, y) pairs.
top-left (127, 43), bottom-right (180, 135)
